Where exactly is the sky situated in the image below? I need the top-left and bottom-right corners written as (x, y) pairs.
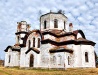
top-left (0, 0), bottom-right (98, 59)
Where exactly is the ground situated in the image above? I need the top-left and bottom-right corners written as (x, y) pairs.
top-left (0, 67), bottom-right (98, 75)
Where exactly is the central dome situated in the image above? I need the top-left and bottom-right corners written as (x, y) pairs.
top-left (40, 12), bottom-right (68, 31)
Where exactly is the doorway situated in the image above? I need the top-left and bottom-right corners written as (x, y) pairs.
top-left (29, 54), bottom-right (34, 67)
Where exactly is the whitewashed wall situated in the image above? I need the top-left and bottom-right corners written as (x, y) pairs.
top-left (20, 31), bottom-right (41, 68)
top-left (25, 50), bottom-right (40, 67)
top-left (40, 44), bottom-right (52, 68)
top-left (40, 13), bottom-right (68, 31)
top-left (49, 14), bottom-right (67, 30)
top-left (40, 43), bottom-right (73, 69)
top-left (5, 48), bottom-right (20, 67)
top-left (20, 47), bottom-right (26, 67)
top-left (26, 32), bottom-right (41, 50)
top-left (5, 48), bottom-right (11, 67)
top-left (72, 45), bottom-right (82, 67)
top-left (50, 52), bottom-right (65, 69)
top-left (40, 14), bottom-right (50, 31)
top-left (81, 45), bottom-right (95, 68)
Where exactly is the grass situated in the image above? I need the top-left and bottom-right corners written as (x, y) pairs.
top-left (0, 67), bottom-right (98, 75)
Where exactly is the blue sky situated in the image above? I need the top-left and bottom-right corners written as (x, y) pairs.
top-left (0, 0), bottom-right (98, 59)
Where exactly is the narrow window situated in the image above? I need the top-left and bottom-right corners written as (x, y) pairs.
top-left (68, 56), bottom-right (70, 65)
top-left (44, 20), bottom-right (47, 29)
top-left (33, 38), bottom-right (35, 47)
top-left (54, 19), bottom-right (58, 28)
top-left (18, 36), bottom-right (19, 42)
top-left (38, 38), bottom-right (40, 48)
top-left (28, 40), bottom-right (31, 49)
top-left (58, 55), bottom-right (62, 65)
top-left (53, 56), bottom-right (56, 64)
top-left (64, 21), bottom-right (66, 29)
top-left (9, 55), bottom-right (11, 63)
top-left (85, 52), bottom-right (89, 62)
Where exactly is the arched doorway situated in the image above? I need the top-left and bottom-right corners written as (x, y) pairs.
top-left (29, 54), bottom-right (34, 67)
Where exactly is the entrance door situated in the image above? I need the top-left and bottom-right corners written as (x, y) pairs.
top-left (29, 54), bottom-right (34, 67)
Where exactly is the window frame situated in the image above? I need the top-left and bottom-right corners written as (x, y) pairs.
top-left (44, 20), bottom-right (47, 29)
top-left (33, 38), bottom-right (35, 47)
top-left (9, 55), bottom-right (11, 63)
top-left (28, 40), bottom-right (31, 49)
top-left (38, 38), bottom-right (40, 48)
top-left (18, 36), bottom-right (19, 42)
top-left (58, 55), bottom-right (62, 65)
top-left (54, 19), bottom-right (58, 28)
top-left (85, 52), bottom-right (89, 62)
top-left (53, 56), bottom-right (56, 64)
top-left (68, 56), bottom-right (70, 65)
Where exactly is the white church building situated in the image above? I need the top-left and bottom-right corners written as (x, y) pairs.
top-left (4, 11), bottom-right (96, 69)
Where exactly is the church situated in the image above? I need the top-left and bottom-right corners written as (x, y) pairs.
top-left (4, 11), bottom-right (96, 69)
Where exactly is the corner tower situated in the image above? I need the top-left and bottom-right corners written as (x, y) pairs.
top-left (15, 21), bottom-right (30, 45)
top-left (40, 11), bottom-right (68, 31)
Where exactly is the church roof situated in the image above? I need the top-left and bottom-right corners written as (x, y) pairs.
top-left (77, 38), bottom-right (91, 41)
top-left (76, 38), bottom-right (96, 45)
top-left (49, 47), bottom-right (73, 53)
top-left (41, 39), bottom-right (74, 46)
top-left (42, 29), bottom-right (76, 37)
top-left (16, 29), bottom-right (95, 49)
top-left (41, 39), bottom-right (95, 46)
top-left (42, 29), bottom-right (86, 39)
top-left (73, 30), bottom-right (86, 39)
top-left (15, 31), bottom-right (28, 35)
top-left (41, 29), bottom-right (95, 46)
top-left (4, 46), bottom-right (20, 52)
top-left (40, 11), bottom-right (67, 19)
top-left (26, 29), bottom-right (42, 38)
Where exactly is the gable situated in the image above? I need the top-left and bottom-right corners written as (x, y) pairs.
top-left (73, 30), bottom-right (86, 39)
top-left (25, 47), bottom-right (40, 54)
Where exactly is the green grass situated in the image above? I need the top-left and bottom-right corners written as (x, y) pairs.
top-left (0, 67), bottom-right (98, 75)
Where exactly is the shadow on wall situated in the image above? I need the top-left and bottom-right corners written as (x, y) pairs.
top-left (96, 57), bottom-right (98, 68)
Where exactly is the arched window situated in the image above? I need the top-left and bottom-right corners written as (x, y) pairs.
top-left (9, 55), bottom-right (11, 63)
top-left (58, 55), bottom-right (62, 65)
top-left (85, 52), bottom-right (89, 62)
top-left (68, 56), bottom-right (70, 65)
top-left (64, 21), bottom-right (66, 29)
top-left (28, 40), bottom-right (31, 49)
top-left (38, 38), bottom-right (40, 48)
top-left (54, 19), bottom-right (58, 28)
top-left (44, 20), bottom-right (47, 29)
top-left (33, 38), bottom-right (35, 47)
